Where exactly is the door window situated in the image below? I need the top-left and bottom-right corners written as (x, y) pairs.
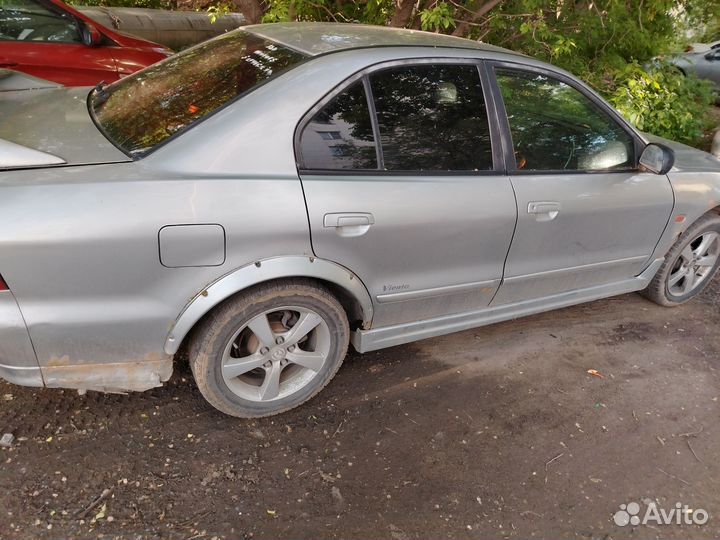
top-left (495, 68), bottom-right (635, 172)
top-left (0, 0), bottom-right (81, 42)
top-left (370, 64), bottom-right (493, 171)
top-left (299, 80), bottom-right (378, 170)
top-left (298, 63), bottom-right (494, 172)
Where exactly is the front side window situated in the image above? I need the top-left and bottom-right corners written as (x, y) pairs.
top-left (91, 31), bottom-right (307, 155)
top-left (370, 64), bottom-right (493, 171)
top-left (0, 0), bottom-right (81, 42)
top-left (495, 68), bottom-right (635, 172)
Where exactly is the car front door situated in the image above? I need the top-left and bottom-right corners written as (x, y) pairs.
top-left (297, 60), bottom-right (518, 328)
top-left (488, 64), bottom-right (674, 306)
top-left (0, 0), bottom-right (118, 86)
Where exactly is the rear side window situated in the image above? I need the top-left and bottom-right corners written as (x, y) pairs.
top-left (370, 64), bottom-right (492, 171)
top-left (299, 81), bottom-right (378, 170)
top-left (298, 63), bottom-right (493, 172)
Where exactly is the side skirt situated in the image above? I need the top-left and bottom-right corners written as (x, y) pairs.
top-left (351, 258), bottom-right (663, 353)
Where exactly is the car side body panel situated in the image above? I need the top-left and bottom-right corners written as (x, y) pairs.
top-left (492, 170), bottom-right (674, 305)
top-left (0, 161), bottom-right (312, 390)
top-left (301, 173), bottom-right (517, 327)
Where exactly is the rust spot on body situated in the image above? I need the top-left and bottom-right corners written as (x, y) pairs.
top-left (41, 352), bottom-right (172, 393)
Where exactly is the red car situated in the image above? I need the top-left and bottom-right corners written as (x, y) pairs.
top-left (0, 0), bottom-right (172, 86)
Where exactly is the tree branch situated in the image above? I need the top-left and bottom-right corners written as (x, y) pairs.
top-left (452, 0), bottom-right (503, 37)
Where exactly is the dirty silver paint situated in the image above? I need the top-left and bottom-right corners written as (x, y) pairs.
top-left (0, 25), bottom-right (719, 394)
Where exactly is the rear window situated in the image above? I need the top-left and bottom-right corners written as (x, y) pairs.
top-left (91, 31), bottom-right (306, 156)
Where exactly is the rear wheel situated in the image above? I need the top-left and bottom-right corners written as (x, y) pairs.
top-left (643, 213), bottom-right (720, 306)
top-left (190, 280), bottom-right (349, 417)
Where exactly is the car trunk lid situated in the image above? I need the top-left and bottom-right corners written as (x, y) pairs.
top-left (0, 87), bottom-right (131, 170)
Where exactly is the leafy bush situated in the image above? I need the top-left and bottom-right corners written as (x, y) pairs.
top-left (608, 62), bottom-right (715, 145)
top-left (419, 3), bottom-right (455, 31)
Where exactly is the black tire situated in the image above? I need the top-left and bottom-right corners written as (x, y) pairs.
top-left (642, 212), bottom-right (720, 307)
top-left (189, 279), bottom-right (349, 418)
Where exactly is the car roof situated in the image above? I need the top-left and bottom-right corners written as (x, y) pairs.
top-left (245, 22), bottom-right (520, 57)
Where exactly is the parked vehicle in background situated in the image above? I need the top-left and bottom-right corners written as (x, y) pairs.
top-left (1, 24), bottom-right (720, 418)
top-left (0, 0), bottom-right (172, 86)
top-left (77, 6), bottom-right (245, 51)
top-left (684, 40), bottom-right (720, 53)
top-left (667, 41), bottom-right (720, 89)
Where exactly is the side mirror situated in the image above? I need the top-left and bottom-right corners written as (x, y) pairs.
top-left (639, 143), bottom-right (674, 174)
top-left (81, 22), bottom-right (103, 47)
top-left (704, 50), bottom-right (720, 61)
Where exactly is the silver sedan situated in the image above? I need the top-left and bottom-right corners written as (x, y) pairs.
top-left (1, 23), bottom-right (720, 417)
top-left (668, 42), bottom-right (720, 89)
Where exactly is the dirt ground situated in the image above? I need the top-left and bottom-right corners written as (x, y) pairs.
top-left (1, 278), bottom-right (719, 540)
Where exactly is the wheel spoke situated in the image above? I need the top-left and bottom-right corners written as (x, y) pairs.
top-left (668, 268), bottom-right (688, 287)
top-left (694, 232), bottom-right (719, 257)
top-left (259, 362), bottom-right (283, 400)
top-left (680, 245), bottom-right (694, 263)
top-left (223, 353), bottom-right (267, 378)
top-left (247, 313), bottom-right (276, 348)
top-left (284, 312), bottom-right (322, 347)
top-left (696, 254), bottom-right (718, 267)
top-left (286, 349), bottom-right (325, 372)
top-left (682, 271), bottom-right (696, 294)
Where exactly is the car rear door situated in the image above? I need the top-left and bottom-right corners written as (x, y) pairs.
top-left (297, 60), bottom-right (518, 328)
top-left (487, 63), bottom-right (674, 306)
top-left (0, 0), bottom-right (118, 86)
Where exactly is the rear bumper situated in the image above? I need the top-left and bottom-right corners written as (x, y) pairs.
top-left (0, 292), bottom-right (43, 387)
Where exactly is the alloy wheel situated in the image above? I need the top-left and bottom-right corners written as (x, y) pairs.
top-left (220, 306), bottom-right (331, 402)
top-left (667, 231), bottom-right (720, 297)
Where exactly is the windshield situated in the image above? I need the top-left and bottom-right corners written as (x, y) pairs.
top-left (91, 31), bottom-right (307, 156)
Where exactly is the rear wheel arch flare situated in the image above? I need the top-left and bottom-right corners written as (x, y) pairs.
top-left (164, 256), bottom-right (373, 356)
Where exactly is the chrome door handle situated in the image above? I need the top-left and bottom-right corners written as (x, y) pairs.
top-left (323, 212), bottom-right (374, 237)
top-left (324, 213), bottom-right (375, 227)
top-left (527, 201), bottom-right (560, 222)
